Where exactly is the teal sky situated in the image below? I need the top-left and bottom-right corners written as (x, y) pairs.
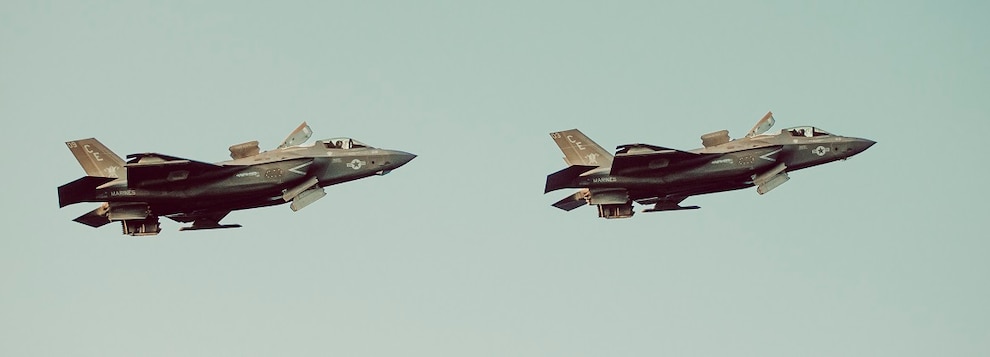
top-left (2, 1), bottom-right (988, 356)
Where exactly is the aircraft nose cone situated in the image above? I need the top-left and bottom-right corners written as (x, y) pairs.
top-left (856, 138), bottom-right (876, 152)
top-left (389, 151), bottom-right (417, 169)
top-left (846, 138), bottom-right (876, 157)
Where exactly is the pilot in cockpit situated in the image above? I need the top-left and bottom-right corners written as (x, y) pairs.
top-left (320, 138), bottom-right (366, 150)
top-left (322, 139), bottom-right (348, 149)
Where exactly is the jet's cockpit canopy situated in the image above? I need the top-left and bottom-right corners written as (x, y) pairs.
top-left (319, 138), bottom-right (372, 150)
top-left (781, 126), bottom-right (832, 138)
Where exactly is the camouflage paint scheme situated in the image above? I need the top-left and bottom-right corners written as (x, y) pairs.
top-left (545, 111), bottom-right (875, 219)
top-left (59, 123), bottom-right (415, 235)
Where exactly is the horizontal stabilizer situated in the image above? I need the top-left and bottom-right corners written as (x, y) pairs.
top-left (552, 190), bottom-right (589, 211)
top-left (73, 204), bottom-right (112, 227)
top-left (545, 165), bottom-right (598, 193)
top-left (58, 176), bottom-right (116, 207)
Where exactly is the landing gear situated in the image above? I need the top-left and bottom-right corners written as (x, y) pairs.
top-left (121, 217), bottom-right (161, 236)
top-left (597, 203), bottom-right (634, 219)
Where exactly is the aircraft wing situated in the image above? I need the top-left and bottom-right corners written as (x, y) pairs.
top-left (636, 195), bottom-right (701, 212)
top-left (125, 153), bottom-right (231, 188)
top-left (611, 144), bottom-right (711, 175)
top-left (168, 210), bottom-right (242, 231)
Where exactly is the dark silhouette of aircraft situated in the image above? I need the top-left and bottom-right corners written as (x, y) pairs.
top-left (59, 123), bottom-right (415, 235)
top-left (545, 112), bottom-right (875, 218)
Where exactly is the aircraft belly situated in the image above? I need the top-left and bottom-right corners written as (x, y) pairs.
top-left (646, 181), bottom-right (755, 199)
top-left (583, 162), bottom-right (769, 189)
top-left (156, 196), bottom-right (285, 217)
top-left (97, 176), bottom-right (305, 217)
top-left (320, 173), bottom-right (375, 186)
top-left (101, 156), bottom-right (321, 218)
top-left (579, 157), bottom-right (772, 202)
top-left (99, 182), bottom-right (281, 202)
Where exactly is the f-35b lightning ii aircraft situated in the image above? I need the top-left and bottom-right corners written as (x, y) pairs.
top-left (58, 123), bottom-right (416, 235)
top-left (545, 111), bottom-right (874, 219)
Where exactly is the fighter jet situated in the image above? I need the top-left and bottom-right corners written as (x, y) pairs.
top-left (58, 123), bottom-right (416, 235)
top-left (545, 111), bottom-right (875, 219)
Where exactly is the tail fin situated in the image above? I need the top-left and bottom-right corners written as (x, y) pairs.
top-left (549, 129), bottom-right (613, 167)
top-left (65, 139), bottom-right (126, 178)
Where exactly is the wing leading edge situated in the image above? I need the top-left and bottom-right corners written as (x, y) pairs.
top-left (610, 144), bottom-right (713, 175)
top-left (125, 153), bottom-right (232, 188)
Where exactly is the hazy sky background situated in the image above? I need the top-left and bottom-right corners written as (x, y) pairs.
top-left (2, 1), bottom-right (988, 356)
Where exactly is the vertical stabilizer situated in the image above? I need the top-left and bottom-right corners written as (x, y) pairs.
top-left (549, 129), bottom-right (613, 167)
top-left (65, 139), bottom-right (126, 178)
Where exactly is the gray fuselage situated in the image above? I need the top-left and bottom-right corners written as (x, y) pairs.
top-left (565, 129), bottom-right (875, 200)
top-left (88, 144), bottom-right (415, 217)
